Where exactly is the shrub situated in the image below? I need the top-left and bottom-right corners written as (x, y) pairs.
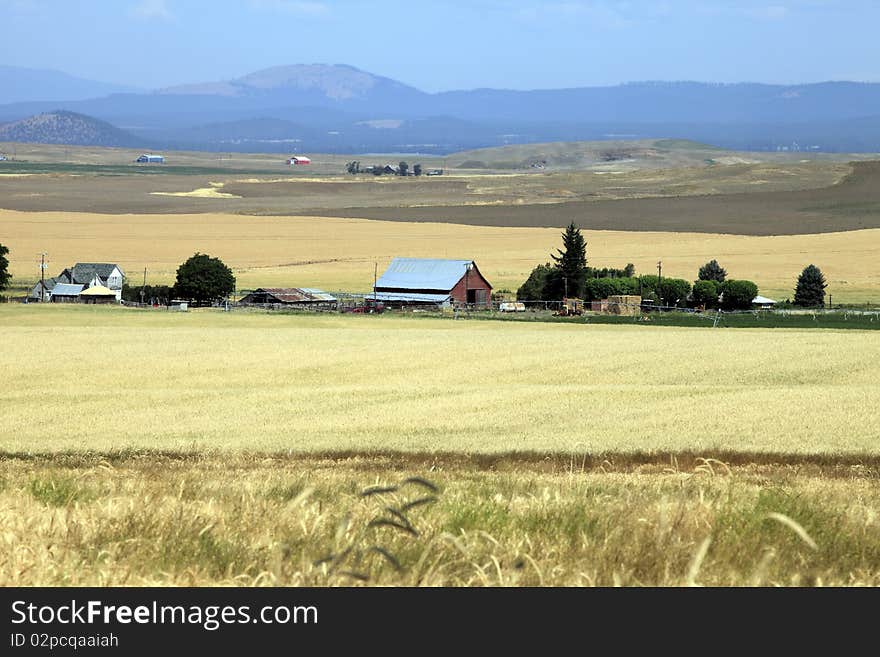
top-left (517, 263), bottom-right (553, 301)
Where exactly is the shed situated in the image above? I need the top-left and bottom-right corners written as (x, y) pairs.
top-left (239, 287), bottom-right (337, 308)
top-left (28, 277), bottom-right (58, 302)
top-left (369, 258), bottom-right (492, 307)
top-left (287, 156), bottom-right (311, 165)
top-left (50, 283), bottom-right (84, 303)
top-left (136, 154), bottom-right (165, 163)
top-left (752, 295), bottom-right (777, 310)
top-left (80, 285), bottom-right (118, 304)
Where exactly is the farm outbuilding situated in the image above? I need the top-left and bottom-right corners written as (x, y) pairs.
top-left (239, 287), bottom-right (337, 309)
top-left (79, 285), bottom-right (118, 304)
top-left (752, 295), bottom-right (777, 310)
top-left (369, 258), bottom-right (493, 307)
top-left (49, 283), bottom-right (84, 303)
top-left (287, 156), bottom-right (311, 165)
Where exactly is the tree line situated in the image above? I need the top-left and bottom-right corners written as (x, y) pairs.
top-left (515, 223), bottom-right (829, 309)
top-left (346, 161), bottom-right (423, 176)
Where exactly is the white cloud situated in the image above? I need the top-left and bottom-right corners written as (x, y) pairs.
top-left (249, 0), bottom-right (329, 16)
top-left (130, 0), bottom-right (172, 21)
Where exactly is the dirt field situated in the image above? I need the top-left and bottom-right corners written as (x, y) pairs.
top-left (5, 140), bottom-right (880, 236)
top-left (322, 161), bottom-right (880, 235)
top-left (3, 209), bottom-right (879, 300)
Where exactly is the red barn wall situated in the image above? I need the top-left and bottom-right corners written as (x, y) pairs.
top-left (449, 268), bottom-right (493, 305)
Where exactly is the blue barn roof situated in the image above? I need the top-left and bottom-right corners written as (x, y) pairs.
top-left (375, 258), bottom-right (474, 292)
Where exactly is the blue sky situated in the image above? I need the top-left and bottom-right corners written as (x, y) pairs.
top-left (1, 1), bottom-right (878, 91)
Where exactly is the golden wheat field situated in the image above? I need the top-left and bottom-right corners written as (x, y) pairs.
top-left (2, 209), bottom-right (880, 301)
top-left (3, 454), bottom-right (879, 586)
top-left (2, 305), bottom-right (879, 454)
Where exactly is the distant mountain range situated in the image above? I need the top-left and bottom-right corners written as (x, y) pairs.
top-left (4, 64), bottom-right (880, 153)
top-left (0, 66), bottom-right (140, 104)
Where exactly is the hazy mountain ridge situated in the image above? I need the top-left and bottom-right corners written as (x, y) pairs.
top-left (5, 64), bottom-right (880, 153)
top-left (0, 66), bottom-right (139, 104)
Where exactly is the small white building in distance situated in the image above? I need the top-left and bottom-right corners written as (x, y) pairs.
top-left (752, 295), bottom-right (777, 310)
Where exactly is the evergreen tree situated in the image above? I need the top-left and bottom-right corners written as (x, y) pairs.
top-left (698, 259), bottom-right (727, 283)
top-left (398, 161), bottom-right (409, 176)
top-left (793, 264), bottom-right (827, 307)
top-left (548, 222), bottom-right (587, 299)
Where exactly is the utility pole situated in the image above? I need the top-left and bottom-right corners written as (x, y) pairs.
top-left (563, 276), bottom-right (568, 299)
top-left (657, 261), bottom-right (662, 307)
top-left (373, 262), bottom-right (378, 309)
top-left (140, 267), bottom-right (146, 305)
top-left (39, 252), bottom-right (47, 302)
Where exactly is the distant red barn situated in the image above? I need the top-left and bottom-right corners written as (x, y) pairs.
top-left (286, 156), bottom-right (311, 165)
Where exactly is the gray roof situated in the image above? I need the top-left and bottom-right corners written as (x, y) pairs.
top-left (375, 258), bottom-right (474, 292)
top-left (242, 287), bottom-right (337, 303)
top-left (32, 276), bottom-right (59, 291)
top-left (71, 263), bottom-right (121, 285)
top-left (51, 283), bottom-right (84, 296)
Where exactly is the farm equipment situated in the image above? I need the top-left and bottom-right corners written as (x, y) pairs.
top-left (555, 297), bottom-right (584, 316)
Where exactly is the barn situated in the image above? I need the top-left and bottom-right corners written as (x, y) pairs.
top-left (287, 156), bottom-right (311, 165)
top-left (369, 258), bottom-right (493, 307)
top-left (239, 287), bottom-right (337, 309)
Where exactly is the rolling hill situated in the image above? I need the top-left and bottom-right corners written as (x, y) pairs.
top-left (0, 111), bottom-right (143, 147)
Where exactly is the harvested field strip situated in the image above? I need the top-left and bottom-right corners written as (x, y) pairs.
top-left (5, 450), bottom-right (880, 477)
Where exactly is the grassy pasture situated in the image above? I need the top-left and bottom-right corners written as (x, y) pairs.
top-left (1, 305), bottom-right (878, 454)
top-left (2, 454), bottom-right (879, 586)
top-left (3, 209), bottom-right (880, 301)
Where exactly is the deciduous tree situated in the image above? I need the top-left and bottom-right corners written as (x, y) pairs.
top-left (173, 253), bottom-right (235, 306)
